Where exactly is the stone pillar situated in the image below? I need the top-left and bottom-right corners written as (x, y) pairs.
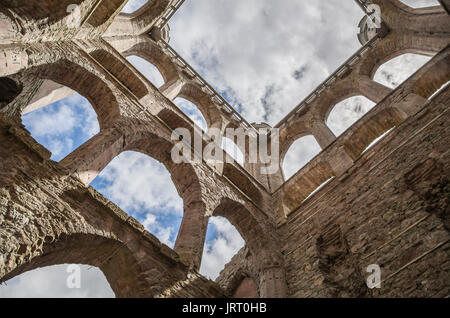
top-left (311, 120), bottom-right (336, 149)
top-left (259, 267), bottom-right (288, 298)
top-left (327, 145), bottom-right (354, 176)
top-left (60, 128), bottom-right (125, 185)
top-left (358, 75), bottom-right (392, 103)
top-left (394, 93), bottom-right (427, 117)
top-left (159, 77), bottom-right (184, 101)
top-left (174, 200), bottom-right (209, 270)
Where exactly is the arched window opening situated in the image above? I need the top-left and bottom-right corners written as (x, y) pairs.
top-left (126, 55), bottom-right (165, 88)
top-left (282, 135), bottom-right (321, 180)
top-left (0, 77), bottom-right (22, 109)
top-left (362, 127), bottom-right (395, 154)
top-left (327, 96), bottom-right (376, 137)
top-left (221, 137), bottom-right (245, 166)
top-left (121, 0), bottom-right (148, 14)
top-left (22, 92), bottom-right (100, 162)
top-left (200, 216), bottom-right (245, 280)
top-left (173, 97), bottom-right (208, 131)
top-left (90, 151), bottom-right (183, 248)
top-left (399, 0), bottom-right (440, 8)
top-left (0, 264), bottom-right (113, 298)
top-left (374, 54), bottom-right (431, 89)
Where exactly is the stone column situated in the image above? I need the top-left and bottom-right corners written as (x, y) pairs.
top-left (60, 128), bottom-right (125, 185)
top-left (159, 77), bottom-right (184, 101)
top-left (174, 200), bottom-right (209, 270)
top-left (259, 267), bottom-right (288, 298)
top-left (358, 75), bottom-right (392, 103)
top-left (311, 120), bottom-right (336, 149)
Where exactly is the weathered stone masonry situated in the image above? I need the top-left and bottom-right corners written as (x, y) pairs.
top-left (0, 0), bottom-right (449, 297)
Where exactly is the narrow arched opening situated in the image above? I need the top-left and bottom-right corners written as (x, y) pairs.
top-left (173, 97), bottom-right (208, 131)
top-left (126, 55), bottom-right (165, 88)
top-left (282, 135), bottom-right (321, 180)
top-left (373, 53), bottom-right (431, 89)
top-left (326, 96), bottom-right (376, 137)
top-left (90, 151), bottom-right (183, 247)
top-left (200, 216), bottom-right (245, 280)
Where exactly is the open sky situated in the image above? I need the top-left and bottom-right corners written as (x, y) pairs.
top-left (0, 0), bottom-right (435, 297)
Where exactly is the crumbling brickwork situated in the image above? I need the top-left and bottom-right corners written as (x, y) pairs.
top-left (0, 0), bottom-right (449, 297)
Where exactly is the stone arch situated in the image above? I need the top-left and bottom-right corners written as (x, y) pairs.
top-left (410, 47), bottom-right (450, 99)
top-left (120, 0), bottom-right (167, 20)
top-left (211, 198), bottom-right (286, 297)
top-left (0, 76), bottom-right (22, 109)
top-left (326, 95), bottom-right (376, 137)
top-left (279, 120), bottom-right (313, 166)
top-left (60, 120), bottom-right (210, 269)
top-left (173, 97), bottom-right (208, 131)
top-left (178, 82), bottom-right (223, 130)
top-left (0, 232), bottom-right (150, 298)
top-left (342, 107), bottom-right (405, 161)
top-left (89, 49), bottom-right (148, 100)
top-left (224, 267), bottom-right (260, 298)
top-left (126, 55), bottom-right (165, 88)
top-left (281, 160), bottom-right (336, 214)
top-left (85, 0), bottom-right (125, 28)
top-left (212, 198), bottom-right (280, 267)
top-left (121, 37), bottom-right (180, 85)
top-left (25, 59), bottom-right (121, 129)
top-left (22, 91), bottom-right (100, 162)
top-left (108, 0), bottom-right (172, 36)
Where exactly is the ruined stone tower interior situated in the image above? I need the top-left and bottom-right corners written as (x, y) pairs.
top-left (0, 0), bottom-right (449, 298)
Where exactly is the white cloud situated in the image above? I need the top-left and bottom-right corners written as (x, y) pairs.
top-left (0, 265), bottom-right (114, 298)
top-left (24, 101), bottom-right (77, 137)
top-left (22, 93), bottom-right (100, 161)
top-left (93, 151), bottom-right (182, 248)
top-left (170, 0), bottom-right (364, 125)
top-left (199, 217), bottom-right (245, 280)
top-left (95, 151), bottom-right (182, 213)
